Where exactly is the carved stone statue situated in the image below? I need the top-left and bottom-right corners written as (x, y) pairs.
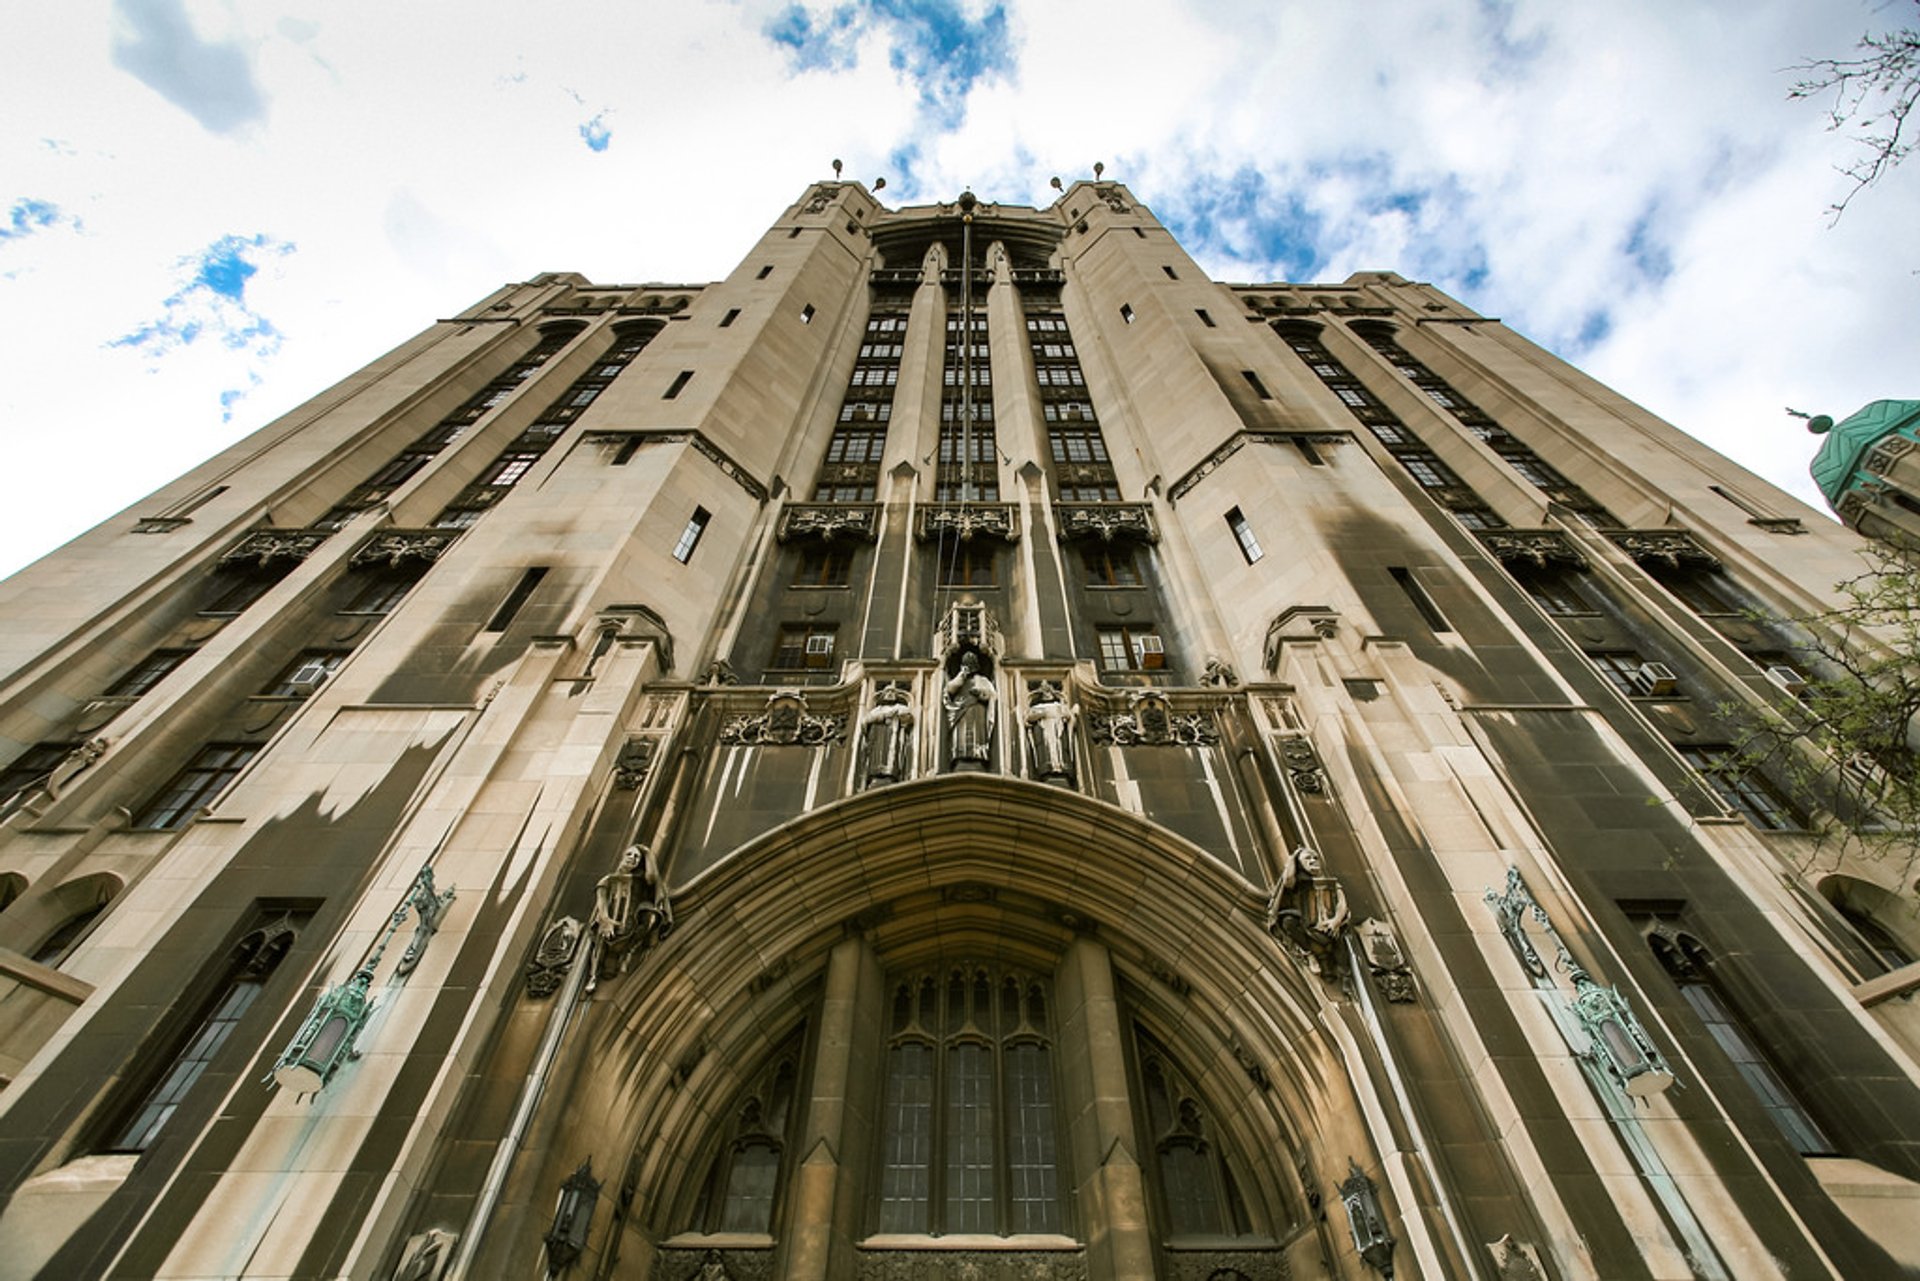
top-left (590, 843), bottom-right (672, 978)
top-left (1266, 844), bottom-right (1351, 974)
top-left (1024, 682), bottom-right (1075, 784)
top-left (942, 652), bottom-right (996, 768)
top-left (1202, 657), bottom-right (1239, 688)
top-left (860, 684), bottom-right (915, 786)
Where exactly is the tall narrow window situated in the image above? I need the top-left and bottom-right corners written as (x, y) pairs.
top-left (1226, 507), bottom-right (1263, 563)
top-left (134, 743), bottom-right (261, 830)
top-left (1241, 370), bottom-right (1272, 400)
top-left (684, 1027), bottom-right (805, 1236)
top-left (673, 507), bottom-right (711, 563)
top-left (0, 742), bottom-right (76, 816)
top-left (1389, 566), bottom-right (1451, 633)
top-left (799, 303), bottom-right (815, 324)
top-left (769, 624), bottom-right (837, 672)
top-left (1647, 927), bottom-right (1834, 1155)
top-left (1195, 309), bottom-right (1215, 327)
top-left (1120, 304), bottom-right (1134, 324)
top-left (814, 311), bottom-right (909, 501)
top-left (664, 370), bottom-right (694, 400)
top-left (484, 567), bottom-right (549, 633)
top-left (1024, 310), bottom-right (1120, 501)
top-left (106, 649), bottom-right (196, 699)
top-left (756, 264), bottom-right (774, 279)
top-left (719, 308), bottom-right (740, 328)
top-left (875, 967), bottom-right (1061, 1235)
top-left (1134, 1026), bottom-right (1252, 1241)
top-left (101, 914), bottom-right (304, 1153)
top-left (1162, 265), bottom-right (1179, 280)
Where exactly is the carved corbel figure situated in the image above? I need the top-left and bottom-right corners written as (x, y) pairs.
top-left (1266, 844), bottom-right (1351, 974)
top-left (590, 843), bottom-right (672, 979)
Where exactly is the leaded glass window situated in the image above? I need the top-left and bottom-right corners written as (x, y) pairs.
top-left (875, 966), bottom-right (1062, 1236)
top-left (1133, 1026), bottom-right (1252, 1240)
top-left (686, 1026), bottom-right (806, 1236)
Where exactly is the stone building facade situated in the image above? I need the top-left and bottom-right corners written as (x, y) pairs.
top-left (0, 181), bottom-right (1916, 1280)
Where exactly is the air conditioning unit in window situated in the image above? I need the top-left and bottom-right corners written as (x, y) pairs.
top-left (1631, 662), bottom-right (1679, 696)
top-left (1764, 665), bottom-right (1808, 696)
top-left (804, 635), bottom-right (834, 656)
top-left (1136, 634), bottom-right (1166, 670)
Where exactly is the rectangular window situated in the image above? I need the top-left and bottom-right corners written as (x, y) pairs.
top-left (1097, 624), bottom-right (1164, 671)
top-left (1226, 507), bottom-right (1263, 563)
top-left (1162, 265), bottom-right (1179, 280)
top-left (770, 624), bottom-right (837, 671)
top-left (134, 743), bottom-right (260, 830)
top-left (1398, 452), bottom-right (1457, 490)
top-left (939, 542), bottom-right (997, 588)
top-left (1516, 568), bottom-right (1593, 615)
top-left (720, 308), bottom-right (740, 328)
top-left (800, 303), bottom-right (815, 324)
top-left (672, 507), bottom-right (711, 563)
top-left (1241, 370), bottom-right (1272, 400)
top-left (107, 649), bottom-right (195, 699)
top-left (262, 650), bottom-right (350, 698)
top-left (340, 570), bottom-right (419, 616)
top-left (1119, 304), bottom-right (1135, 324)
top-left (1195, 309), bottom-right (1215, 328)
top-left (1389, 566), bottom-right (1451, 633)
top-left (484, 566), bottom-right (549, 633)
top-left (1083, 546), bottom-right (1141, 587)
top-left (1587, 650), bottom-right (1652, 696)
top-left (664, 370), bottom-right (694, 400)
top-left (485, 453), bottom-right (541, 488)
top-left (1677, 746), bottom-right (1801, 830)
top-left (793, 543), bottom-right (853, 588)
top-left (201, 571), bottom-right (279, 617)
top-left (756, 264), bottom-right (774, 279)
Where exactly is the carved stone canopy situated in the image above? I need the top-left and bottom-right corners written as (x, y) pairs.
top-left (1476, 529), bottom-right (1588, 569)
top-left (718, 692), bottom-right (846, 747)
top-left (1053, 502), bottom-right (1159, 544)
top-left (1087, 690), bottom-right (1218, 746)
top-left (916, 503), bottom-right (1020, 544)
top-left (349, 529), bottom-right (460, 570)
top-left (776, 503), bottom-right (879, 544)
top-left (219, 528), bottom-right (331, 570)
top-left (1604, 528), bottom-right (1721, 570)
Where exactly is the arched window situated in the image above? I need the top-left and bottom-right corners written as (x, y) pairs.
top-left (1821, 875), bottom-right (1919, 972)
top-left (874, 965), bottom-right (1063, 1236)
top-left (685, 1026), bottom-right (806, 1236)
top-left (1133, 1026), bottom-right (1253, 1239)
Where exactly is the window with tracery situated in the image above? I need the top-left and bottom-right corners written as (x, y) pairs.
top-left (1133, 1026), bottom-right (1253, 1239)
top-left (686, 1026), bottom-right (806, 1235)
top-left (875, 965), bottom-right (1063, 1236)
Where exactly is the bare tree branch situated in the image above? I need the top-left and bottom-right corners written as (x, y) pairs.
top-left (1789, 3), bottom-right (1920, 221)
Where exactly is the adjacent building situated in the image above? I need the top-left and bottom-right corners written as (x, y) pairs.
top-left (0, 180), bottom-right (1916, 1280)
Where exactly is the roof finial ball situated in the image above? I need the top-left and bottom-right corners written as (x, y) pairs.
top-left (958, 189), bottom-right (978, 219)
top-left (1093, 161), bottom-right (1105, 180)
top-left (1788, 407), bottom-right (1835, 435)
top-left (873, 177), bottom-right (886, 192)
top-left (1050, 176), bottom-right (1064, 192)
top-left (832, 158), bottom-right (843, 180)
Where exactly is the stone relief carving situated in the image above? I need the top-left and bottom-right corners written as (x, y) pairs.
top-left (1024, 681), bottom-right (1076, 784)
top-left (1166, 1255), bottom-right (1288, 1281)
top-left (391, 1228), bottom-right (455, 1281)
top-left (1359, 918), bottom-right (1417, 1003)
top-left (655, 1247), bottom-right (772, 1281)
top-left (719, 692), bottom-right (846, 746)
top-left (523, 916), bottom-right (583, 998)
top-left (219, 528), bottom-right (331, 569)
top-left (777, 503), bottom-right (879, 543)
top-left (1088, 691), bottom-right (1217, 747)
top-left (1275, 735), bottom-right (1325, 795)
top-left (802, 185), bottom-right (836, 214)
top-left (854, 1252), bottom-right (1088, 1280)
top-left (1475, 529), bottom-right (1588, 569)
top-left (1487, 1234), bottom-right (1546, 1280)
top-left (1605, 528), bottom-right (1720, 569)
top-left (860, 683), bottom-right (916, 786)
top-left (703, 658), bottom-right (740, 686)
top-left (917, 503), bottom-right (1020, 543)
top-left (350, 529), bottom-right (460, 570)
top-left (1202, 658), bottom-right (1239, 688)
top-left (1866, 434), bottom-right (1917, 474)
top-left (614, 737), bottom-right (655, 789)
top-left (1265, 844), bottom-right (1350, 974)
top-left (1053, 502), bottom-right (1158, 544)
top-left (589, 844), bottom-right (672, 981)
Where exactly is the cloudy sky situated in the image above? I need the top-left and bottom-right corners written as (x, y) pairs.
top-left (2, 1), bottom-right (1915, 578)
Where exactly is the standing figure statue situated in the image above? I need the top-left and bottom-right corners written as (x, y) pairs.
top-left (942, 652), bottom-right (997, 768)
top-left (860, 684), bottom-right (916, 786)
top-left (1266, 843), bottom-right (1350, 975)
top-left (590, 842), bottom-right (672, 979)
top-left (1024, 682), bottom-right (1076, 784)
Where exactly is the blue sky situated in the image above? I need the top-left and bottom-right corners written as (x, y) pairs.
top-left (0, 0), bottom-right (1916, 577)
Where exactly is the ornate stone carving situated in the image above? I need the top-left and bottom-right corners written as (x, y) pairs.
top-left (1166, 1253), bottom-right (1289, 1281)
top-left (589, 844), bottom-right (672, 981)
top-left (1170, 432), bottom-right (1256, 501)
top-left (1232, 1038), bottom-right (1272, 1091)
top-left (392, 1228), bottom-right (456, 1281)
top-left (350, 529), bottom-right (460, 570)
top-left (132, 516), bottom-right (191, 534)
top-left (523, 916), bottom-right (583, 998)
top-left (1265, 844), bottom-right (1350, 974)
top-left (1024, 681), bottom-right (1076, 784)
top-left (916, 503), bottom-right (1020, 543)
top-left (1053, 502), bottom-right (1158, 544)
top-left (1604, 528), bottom-right (1720, 569)
top-left (1275, 735), bottom-right (1325, 794)
top-left (1487, 1234), bottom-right (1547, 1280)
top-left (778, 503), bottom-right (879, 543)
top-left (1476, 529), bottom-right (1588, 569)
top-left (860, 683), bottom-right (916, 786)
top-left (1359, 918), bottom-right (1417, 1003)
top-left (802, 184), bottom-right (837, 215)
top-left (703, 658), bottom-right (740, 686)
top-left (1147, 957), bottom-right (1191, 997)
top-left (1866, 434), bottom-right (1917, 474)
top-left (219, 528), bottom-right (331, 569)
top-left (719, 692), bottom-right (846, 746)
top-left (1484, 867), bottom-right (1551, 979)
top-left (613, 737), bottom-right (655, 789)
top-left (1100, 189), bottom-right (1130, 213)
top-left (854, 1251), bottom-right (1088, 1280)
top-left (1088, 691), bottom-right (1217, 746)
top-left (1202, 658), bottom-right (1239, 688)
top-left (656, 1246), bottom-right (773, 1281)
top-left (685, 434), bottom-right (768, 501)
top-left (393, 866), bottom-right (456, 978)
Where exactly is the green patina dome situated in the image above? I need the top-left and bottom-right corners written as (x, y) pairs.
top-left (1809, 399), bottom-right (1920, 508)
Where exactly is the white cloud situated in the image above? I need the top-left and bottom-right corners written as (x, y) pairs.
top-left (0, 0), bottom-right (1913, 577)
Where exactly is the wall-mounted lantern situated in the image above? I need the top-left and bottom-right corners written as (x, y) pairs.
top-left (1339, 1159), bottom-right (1397, 1277)
top-left (543, 1159), bottom-right (602, 1273)
top-left (1565, 955), bottom-right (1675, 1097)
top-left (270, 964), bottom-right (374, 1093)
